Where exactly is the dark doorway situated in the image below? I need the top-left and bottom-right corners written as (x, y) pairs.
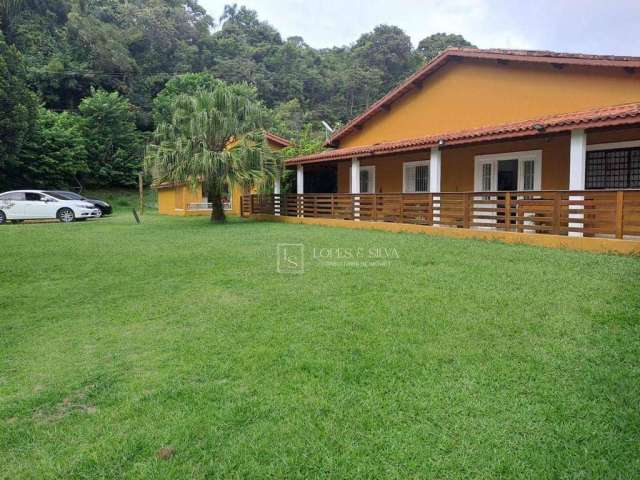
top-left (497, 159), bottom-right (518, 191)
top-left (285, 164), bottom-right (337, 193)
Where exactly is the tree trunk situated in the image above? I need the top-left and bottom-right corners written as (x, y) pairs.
top-left (206, 180), bottom-right (226, 223)
top-left (210, 192), bottom-right (226, 223)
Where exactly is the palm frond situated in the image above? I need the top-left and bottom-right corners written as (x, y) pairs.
top-left (144, 84), bottom-right (278, 197)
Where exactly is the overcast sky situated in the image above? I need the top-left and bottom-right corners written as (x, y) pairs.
top-left (200, 0), bottom-right (640, 55)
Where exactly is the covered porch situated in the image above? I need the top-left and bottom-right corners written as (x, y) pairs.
top-left (243, 109), bottom-right (640, 241)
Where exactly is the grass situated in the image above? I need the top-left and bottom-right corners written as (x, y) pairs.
top-left (82, 188), bottom-right (157, 210)
top-left (1, 211), bottom-right (639, 479)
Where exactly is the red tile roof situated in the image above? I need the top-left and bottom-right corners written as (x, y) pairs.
top-left (287, 102), bottom-right (640, 166)
top-left (265, 131), bottom-right (291, 147)
top-left (327, 48), bottom-right (640, 146)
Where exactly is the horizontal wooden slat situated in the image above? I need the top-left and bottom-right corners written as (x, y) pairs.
top-left (242, 189), bottom-right (640, 239)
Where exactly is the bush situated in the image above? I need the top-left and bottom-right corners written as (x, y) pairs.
top-left (79, 88), bottom-right (144, 187)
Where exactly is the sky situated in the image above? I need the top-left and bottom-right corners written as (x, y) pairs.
top-left (199, 0), bottom-right (640, 55)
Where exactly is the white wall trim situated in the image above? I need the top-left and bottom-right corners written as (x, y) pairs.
top-left (403, 160), bottom-right (430, 193)
top-left (586, 140), bottom-right (640, 151)
top-left (474, 150), bottom-right (542, 191)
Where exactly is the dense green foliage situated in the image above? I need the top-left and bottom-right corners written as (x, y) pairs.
top-left (152, 72), bottom-right (258, 125)
top-left (13, 107), bottom-right (87, 189)
top-left (0, 0), bottom-right (474, 190)
top-left (5, 88), bottom-right (143, 189)
top-left (417, 32), bottom-right (476, 61)
top-left (78, 89), bottom-right (144, 187)
top-left (145, 83), bottom-right (277, 221)
top-left (1, 214), bottom-right (639, 478)
top-left (0, 31), bottom-right (38, 188)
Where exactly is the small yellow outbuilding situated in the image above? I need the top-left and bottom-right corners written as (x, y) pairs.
top-left (154, 132), bottom-right (290, 216)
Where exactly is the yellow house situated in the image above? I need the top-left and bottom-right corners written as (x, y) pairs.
top-left (289, 48), bottom-right (640, 193)
top-left (154, 132), bottom-right (290, 216)
top-left (245, 48), bottom-right (640, 247)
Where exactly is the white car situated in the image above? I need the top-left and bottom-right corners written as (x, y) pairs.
top-left (0, 190), bottom-right (101, 224)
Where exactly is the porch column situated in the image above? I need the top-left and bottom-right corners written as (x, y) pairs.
top-left (296, 165), bottom-right (304, 194)
top-left (297, 165), bottom-right (304, 217)
top-left (429, 147), bottom-right (441, 226)
top-left (274, 176), bottom-right (281, 216)
top-left (569, 129), bottom-right (587, 237)
top-left (351, 158), bottom-right (360, 220)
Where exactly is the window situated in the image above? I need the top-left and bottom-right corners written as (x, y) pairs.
top-left (415, 165), bottom-right (429, 192)
top-left (44, 191), bottom-right (82, 200)
top-left (0, 192), bottom-right (25, 201)
top-left (482, 163), bottom-right (492, 191)
top-left (25, 192), bottom-right (44, 201)
top-left (523, 160), bottom-right (535, 190)
top-left (359, 166), bottom-right (375, 193)
top-left (351, 166), bottom-right (375, 193)
top-left (474, 150), bottom-right (542, 191)
top-left (403, 161), bottom-right (429, 193)
top-left (44, 192), bottom-right (72, 200)
top-left (586, 147), bottom-right (640, 189)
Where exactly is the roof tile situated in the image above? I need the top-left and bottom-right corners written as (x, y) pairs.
top-left (287, 102), bottom-right (640, 165)
top-left (327, 47), bottom-right (640, 146)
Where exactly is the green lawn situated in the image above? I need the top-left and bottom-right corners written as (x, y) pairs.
top-left (82, 188), bottom-right (157, 210)
top-left (1, 212), bottom-right (639, 479)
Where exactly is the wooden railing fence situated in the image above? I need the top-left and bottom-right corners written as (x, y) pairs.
top-left (242, 191), bottom-right (640, 239)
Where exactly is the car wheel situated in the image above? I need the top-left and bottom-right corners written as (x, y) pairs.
top-left (0, 210), bottom-right (6, 225)
top-left (57, 207), bottom-right (75, 223)
top-left (95, 209), bottom-right (103, 218)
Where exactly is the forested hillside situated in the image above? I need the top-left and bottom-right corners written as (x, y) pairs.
top-left (0, 0), bottom-right (474, 190)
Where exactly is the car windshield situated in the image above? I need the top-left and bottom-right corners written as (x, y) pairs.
top-left (45, 191), bottom-right (84, 200)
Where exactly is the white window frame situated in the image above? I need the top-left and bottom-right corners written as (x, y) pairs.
top-left (474, 150), bottom-right (542, 191)
top-left (403, 160), bottom-right (430, 193)
top-left (586, 140), bottom-right (640, 152)
top-left (359, 165), bottom-right (376, 193)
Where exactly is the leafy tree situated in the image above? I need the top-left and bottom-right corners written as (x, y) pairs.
top-left (145, 83), bottom-right (277, 222)
top-left (278, 125), bottom-right (325, 191)
top-left (417, 33), bottom-right (476, 62)
top-left (207, 5), bottom-right (282, 105)
top-left (8, 0), bottom-right (214, 117)
top-left (0, 0), bottom-right (27, 39)
top-left (352, 25), bottom-right (419, 93)
top-left (2, 0), bottom-right (483, 191)
top-left (217, 4), bottom-right (282, 47)
top-left (271, 98), bottom-right (312, 139)
top-left (79, 88), bottom-right (143, 187)
top-left (12, 1), bottom-right (95, 110)
top-left (0, 31), bottom-right (38, 188)
top-left (15, 107), bottom-right (87, 188)
top-left (152, 72), bottom-right (258, 125)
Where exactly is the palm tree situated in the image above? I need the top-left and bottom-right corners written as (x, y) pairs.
top-left (145, 85), bottom-right (278, 222)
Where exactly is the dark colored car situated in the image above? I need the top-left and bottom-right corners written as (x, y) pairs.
top-left (50, 191), bottom-right (113, 216)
